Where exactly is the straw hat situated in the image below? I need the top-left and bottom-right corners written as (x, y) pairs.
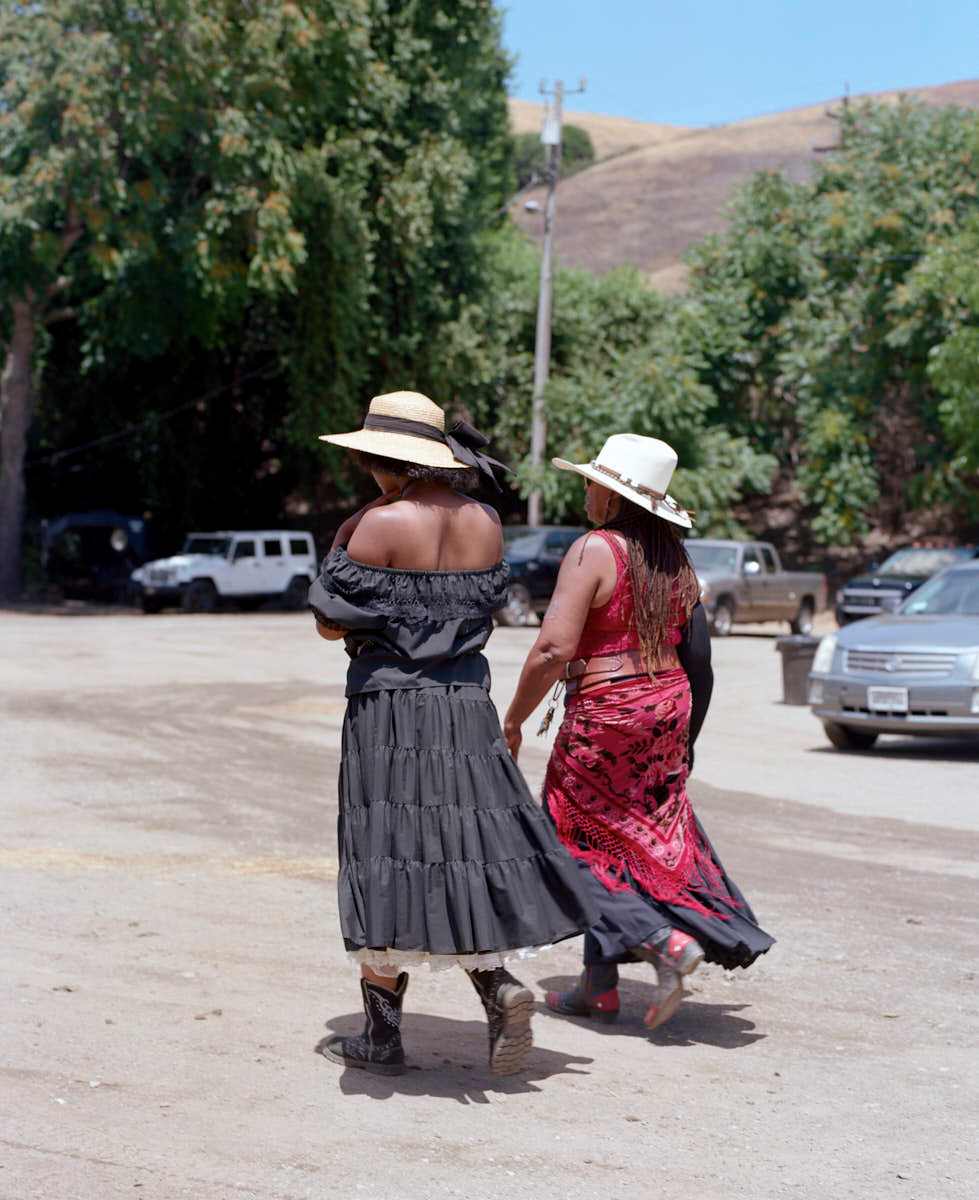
top-left (552, 433), bottom-right (694, 529)
top-left (319, 391), bottom-right (469, 470)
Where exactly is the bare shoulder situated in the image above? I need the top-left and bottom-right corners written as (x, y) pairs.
top-left (473, 499), bottom-right (502, 528)
top-left (564, 530), bottom-right (614, 573)
top-left (458, 498), bottom-right (503, 560)
top-left (346, 502), bottom-right (414, 565)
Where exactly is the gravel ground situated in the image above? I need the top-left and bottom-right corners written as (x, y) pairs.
top-left (2, 610), bottom-right (977, 1200)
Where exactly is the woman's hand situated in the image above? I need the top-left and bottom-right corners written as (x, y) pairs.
top-left (330, 489), bottom-right (402, 551)
top-left (315, 619), bottom-right (348, 642)
top-left (503, 716), bottom-right (522, 762)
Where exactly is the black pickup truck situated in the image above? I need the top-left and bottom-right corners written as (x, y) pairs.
top-left (835, 546), bottom-right (978, 625)
top-left (496, 525), bottom-right (587, 626)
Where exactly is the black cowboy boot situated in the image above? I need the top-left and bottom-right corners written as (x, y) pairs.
top-left (468, 967), bottom-right (534, 1076)
top-left (544, 963), bottom-right (620, 1023)
top-left (320, 973), bottom-right (408, 1076)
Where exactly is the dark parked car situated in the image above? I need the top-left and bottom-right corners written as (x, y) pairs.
top-left (496, 525), bottom-right (587, 626)
top-left (835, 546), bottom-right (978, 625)
top-left (42, 510), bottom-right (152, 602)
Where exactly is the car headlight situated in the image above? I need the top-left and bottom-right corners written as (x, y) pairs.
top-left (697, 575), bottom-right (710, 600)
top-left (811, 633), bottom-right (838, 674)
top-left (130, 567), bottom-right (144, 584)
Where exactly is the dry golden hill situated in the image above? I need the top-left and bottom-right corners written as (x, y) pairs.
top-left (507, 97), bottom-right (689, 161)
top-left (508, 79), bottom-right (979, 292)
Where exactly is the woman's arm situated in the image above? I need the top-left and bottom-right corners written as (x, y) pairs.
top-left (503, 535), bottom-right (606, 760)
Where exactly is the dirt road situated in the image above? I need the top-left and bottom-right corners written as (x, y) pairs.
top-left (2, 611), bottom-right (977, 1200)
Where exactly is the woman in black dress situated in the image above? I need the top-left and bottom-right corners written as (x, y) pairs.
top-left (309, 391), bottom-right (597, 1076)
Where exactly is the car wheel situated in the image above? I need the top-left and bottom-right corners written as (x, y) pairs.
top-left (790, 599), bottom-right (815, 636)
top-left (711, 600), bottom-right (734, 637)
top-left (140, 595), bottom-right (164, 614)
top-left (822, 721), bottom-right (879, 751)
top-left (284, 575), bottom-right (310, 611)
top-left (497, 583), bottom-right (533, 627)
top-left (183, 579), bottom-right (218, 613)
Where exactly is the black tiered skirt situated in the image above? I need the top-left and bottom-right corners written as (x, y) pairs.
top-left (337, 684), bottom-right (597, 968)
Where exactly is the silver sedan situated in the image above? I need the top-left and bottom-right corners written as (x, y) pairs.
top-left (808, 560), bottom-right (979, 750)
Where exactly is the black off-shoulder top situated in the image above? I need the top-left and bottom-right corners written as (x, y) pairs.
top-left (308, 547), bottom-right (510, 696)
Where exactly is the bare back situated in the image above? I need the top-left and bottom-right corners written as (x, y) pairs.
top-left (346, 486), bottom-right (503, 572)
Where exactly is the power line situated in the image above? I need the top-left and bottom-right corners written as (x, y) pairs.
top-left (26, 364), bottom-right (279, 470)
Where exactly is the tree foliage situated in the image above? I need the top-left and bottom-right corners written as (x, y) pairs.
top-left (1, 0), bottom-right (513, 594)
top-left (686, 98), bottom-right (979, 544)
top-left (447, 229), bottom-right (776, 534)
top-left (512, 123), bottom-right (595, 190)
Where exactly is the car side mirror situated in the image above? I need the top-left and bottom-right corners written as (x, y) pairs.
top-left (743, 560), bottom-right (761, 577)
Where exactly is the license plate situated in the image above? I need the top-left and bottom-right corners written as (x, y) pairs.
top-left (867, 686), bottom-right (909, 713)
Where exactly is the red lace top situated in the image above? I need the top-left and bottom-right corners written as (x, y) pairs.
top-left (574, 529), bottom-right (685, 659)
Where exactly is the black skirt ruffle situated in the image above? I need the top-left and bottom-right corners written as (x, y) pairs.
top-left (564, 816), bottom-right (775, 972)
top-left (338, 685), bottom-right (598, 957)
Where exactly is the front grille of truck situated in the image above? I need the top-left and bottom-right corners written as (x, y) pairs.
top-left (844, 650), bottom-right (958, 675)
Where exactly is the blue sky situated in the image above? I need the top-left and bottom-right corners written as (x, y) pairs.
top-left (500, 1), bottom-right (979, 126)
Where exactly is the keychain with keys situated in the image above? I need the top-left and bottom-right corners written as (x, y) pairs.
top-left (537, 679), bottom-right (565, 736)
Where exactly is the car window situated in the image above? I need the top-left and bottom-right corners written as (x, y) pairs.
top-left (902, 570), bottom-right (979, 615)
top-left (506, 534), bottom-right (543, 558)
top-left (233, 540), bottom-right (256, 561)
top-left (761, 547), bottom-right (777, 573)
top-left (289, 538), bottom-right (310, 556)
top-left (879, 547), bottom-right (970, 576)
top-left (743, 546), bottom-right (760, 568)
top-left (183, 536), bottom-right (230, 557)
top-left (685, 543), bottom-right (738, 573)
top-left (263, 538), bottom-right (283, 557)
top-left (543, 531), bottom-right (577, 557)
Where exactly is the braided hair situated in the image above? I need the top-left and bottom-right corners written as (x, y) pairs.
top-left (603, 499), bottom-right (699, 668)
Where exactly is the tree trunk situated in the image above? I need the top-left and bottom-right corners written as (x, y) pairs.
top-left (0, 300), bottom-right (35, 601)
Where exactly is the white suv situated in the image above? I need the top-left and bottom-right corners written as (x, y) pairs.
top-left (131, 531), bottom-right (317, 613)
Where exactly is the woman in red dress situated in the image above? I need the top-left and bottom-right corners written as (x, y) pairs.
top-left (504, 434), bottom-right (774, 1030)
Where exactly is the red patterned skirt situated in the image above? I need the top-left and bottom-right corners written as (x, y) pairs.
top-left (544, 669), bottom-right (734, 919)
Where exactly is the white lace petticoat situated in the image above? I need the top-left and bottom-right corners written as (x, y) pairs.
top-left (347, 944), bottom-right (552, 974)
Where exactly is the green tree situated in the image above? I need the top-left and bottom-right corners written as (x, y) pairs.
top-left (512, 123), bottom-right (595, 190)
top-left (447, 228), bottom-right (775, 529)
top-left (686, 99), bottom-right (979, 545)
top-left (1, 0), bottom-right (513, 597)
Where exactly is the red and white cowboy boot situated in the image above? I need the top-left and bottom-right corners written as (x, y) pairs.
top-left (545, 964), bottom-right (620, 1024)
top-left (633, 929), bottom-right (705, 1031)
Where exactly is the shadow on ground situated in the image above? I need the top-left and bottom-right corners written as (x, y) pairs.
top-left (807, 738), bottom-right (979, 764)
top-left (316, 1013), bottom-right (594, 1104)
top-left (537, 975), bottom-right (766, 1051)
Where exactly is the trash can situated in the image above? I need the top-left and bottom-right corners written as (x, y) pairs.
top-left (775, 635), bottom-right (821, 705)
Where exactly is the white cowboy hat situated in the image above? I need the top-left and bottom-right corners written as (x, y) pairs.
top-left (552, 433), bottom-right (694, 529)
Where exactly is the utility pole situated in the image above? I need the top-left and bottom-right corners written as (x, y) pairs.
top-left (527, 77), bottom-right (585, 527)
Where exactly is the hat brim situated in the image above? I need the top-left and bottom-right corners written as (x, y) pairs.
top-left (320, 430), bottom-right (469, 470)
top-left (551, 457), bottom-right (694, 529)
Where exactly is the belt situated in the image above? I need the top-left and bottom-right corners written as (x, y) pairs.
top-left (538, 649), bottom-right (648, 736)
top-left (564, 649), bottom-right (646, 695)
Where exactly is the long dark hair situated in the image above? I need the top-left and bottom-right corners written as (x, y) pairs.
top-left (604, 499), bottom-right (699, 666)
